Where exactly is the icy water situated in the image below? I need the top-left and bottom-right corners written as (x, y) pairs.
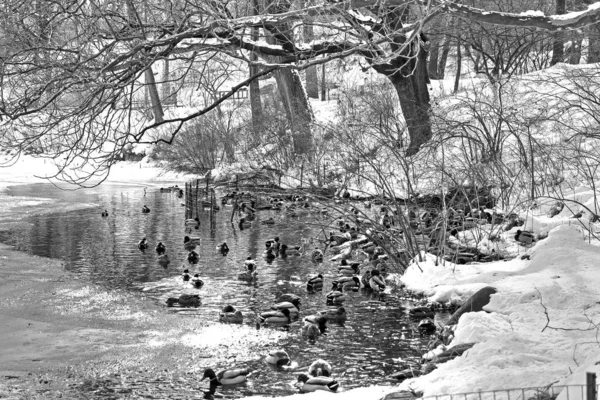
top-left (0, 183), bottom-right (438, 397)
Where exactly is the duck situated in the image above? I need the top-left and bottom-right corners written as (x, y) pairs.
top-left (191, 274), bottom-right (204, 289)
top-left (265, 350), bottom-right (291, 366)
top-left (101, 210), bottom-right (108, 217)
top-left (216, 242), bottom-right (229, 252)
top-left (271, 299), bottom-right (301, 316)
top-left (301, 323), bottom-right (321, 340)
top-left (303, 314), bottom-right (328, 334)
top-left (326, 290), bottom-right (346, 305)
top-left (261, 217), bottom-right (276, 225)
top-left (219, 305), bottom-right (244, 324)
top-left (307, 274), bottom-right (324, 292)
top-left (330, 232), bottom-right (351, 246)
top-left (201, 367), bottom-right (250, 386)
top-left (418, 317), bottom-right (437, 335)
top-left (183, 236), bottom-right (199, 250)
top-left (238, 262), bottom-right (258, 281)
top-left (338, 261), bottom-right (360, 276)
top-left (155, 242), bottom-right (166, 255)
top-left (238, 218), bottom-right (251, 229)
top-left (571, 210), bottom-right (584, 219)
top-left (185, 217), bottom-right (200, 226)
top-left (318, 307), bottom-right (347, 322)
top-left (409, 305), bottom-right (435, 319)
top-left (274, 292), bottom-right (301, 304)
top-left (263, 248), bottom-right (277, 260)
top-left (361, 269), bottom-right (372, 287)
top-left (311, 249), bottom-right (324, 263)
top-left (368, 269), bottom-right (386, 293)
top-left (142, 205), bottom-right (151, 213)
top-left (280, 244), bottom-right (301, 257)
top-left (157, 253), bottom-right (170, 265)
top-left (332, 276), bottom-right (360, 292)
top-left (265, 237), bottom-right (281, 250)
top-left (138, 237), bottom-right (149, 251)
top-left (182, 269), bottom-right (190, 282)
top-left (514, 230), bottom-right (534, 245)
top-left (187, 250), bottom-right (200, 264)
top-left (257, 308), bottom-right (291, 325)
top-left (308, 359), bottom-right (332, 377)
top-left (296, 373), bottom-right (339, 393)
top-left (166, 294), bottom-right (200, 307)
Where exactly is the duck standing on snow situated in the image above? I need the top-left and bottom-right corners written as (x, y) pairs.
top-left (138, 237), bottom-right (149, 251)
top-left (296, 373), bottom-right (339, 393)
top-left (219, 305), bottom-right (243, 324)
top-left (142, 205), bottom-right (151, 213)
top-left (155, 242), bottom-right (166, 255)
top-left (514, 230), bottom-right (534, 245)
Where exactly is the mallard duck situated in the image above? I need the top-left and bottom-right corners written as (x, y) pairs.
top-left (303, 315), bottom-right (327, 334)
top-left (138, 237), bottom-right (149, 251)
top-left (307, 274), bottom-right (324, 292)
top-left (308, 359), bottom-right (332, 377)
top-left (332, 276), bottom-right (360, 292)
top-left (326, 291), bottom-right (346, 305)
top-left (274, 292), bottom-right (300, 304)
top-left (265, 350), bottom-right (291, 366)
top-left (409, 305), bottom-right (434, 319)
top-left (330, 232), bottom-right (351, 246)
top-left (101, 210), bottom-right (108, 217)
top-left (155, 242), bottom-right (166, 255)
top-left (369, 269), bottom-right (386, 293)
top-left (219, 305), bottom-right (244, 324)
top-left (265, 237), bottom-right (281, 250)
top-left (142, 205), bottom-right (151, 213)
top-left (238, 262), bottom-right (257, 281)
top-left (514, 230), bottom-right (534, 245)
top-left (261, 218), bottom-right (276, 225)
top-left (263, 248), bottom-right (277, 260)
top-left (183, 236), bottom-right (199, 250)
top-left (302, 323), bottom-right (321, 340)
top-left (361, 269), bottom-right (372, 287)
top-left (297, 374), bottom-right (339, 393)
top-left (258, 308), bottom-right (291, 325)
top-left (191, 274), bottom-right (204, 289)
top-left (418, 317), bottom-right (436, 334)
top-left (238, 219), bottom-right (252, 229)
top-left (187, 250), bottom-right (200, 264)
top-left (182, 269), bottom-right (191, 282)
top-left (338, 261), bottom-right (360, 276)
top-left (185, 217), bottom-right (200, 226)
top-left (271, 299), bottom-right (301, 316)
top-left (157, 254), bottom-right (170, 265)
top-left (216, 242), bottom-right (229, 252)
top-left (202, 367), bottom-right (250, 386)
top-left (318, 307), bottom-right (347, 322)
top-left (311, 249), bottom-right (324, 263)
top-left (280, 244), bottom-right (301, 257)
top-left (166, 294), bottom-right (200, 307)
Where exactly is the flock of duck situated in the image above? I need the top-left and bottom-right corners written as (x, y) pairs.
top-left (123, 188), bottom-right (447, 398)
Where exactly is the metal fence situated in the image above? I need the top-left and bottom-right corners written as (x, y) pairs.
top-left (419, 382), bottom-right (596, 400)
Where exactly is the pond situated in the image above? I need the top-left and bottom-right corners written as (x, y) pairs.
top-left (0, 183), bottom-right (442, 397)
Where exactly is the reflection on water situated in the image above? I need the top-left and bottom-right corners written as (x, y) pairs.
top-left (0, 183), bottom-right (439, 397)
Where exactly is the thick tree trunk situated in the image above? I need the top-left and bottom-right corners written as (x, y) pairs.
top-left (249, 0), bottom-right (263, 140)
top-left (145, 68), bottom-right (164, 123)
top-left (303, 23), bottom-right (319, 98)
top-left (273, 69), bottom-right (313, 155)
top-left (588, 25), bottom-right (600, 63)
top-left (550, 0), bottom-right (566, 65)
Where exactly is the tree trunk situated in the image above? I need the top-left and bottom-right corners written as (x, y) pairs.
top-left (454, 28), bottom-right (462, 93)
top-left (569, 31), bottom-right (583, 64)
top-left (303, 22), bottom-right (319, 98)
top-left (428, 34), bottom-right (441, 79)
top-left (249, 0), bottom-right (263, 140)
top-left (321, 62), bottom-right (327, 101)
top-left (273, 69), bottom-right (313, 155)
top-left (162, 58), bottom-right (171, 105)
top-left (145, 68), bottom-right (164, 123)
top-left (588, 25), bottom-right (600, 63)
top-left (550, 0), bottom-right (566, 65)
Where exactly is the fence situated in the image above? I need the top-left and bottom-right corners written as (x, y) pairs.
top-left (184, 178), bottom-right (217, 231)
top-left (417, 375), bottom-right (597, 400)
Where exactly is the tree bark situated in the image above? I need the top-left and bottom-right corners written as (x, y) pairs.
top-left (437, 19), bottom-right (454, 78)
top-left (569, 31), bottom-right (583, 64)
top-left (428, 34), bottom-right (441, 79)
top-left (162, 58), bottom-right (171, 105)
top-left (249, 0), bottom-right (263, 140)
top-left (454, 27), bottom-right (462, 93)
top-left (303, 22), bottom-right (319, 98)
top-left (589, 24), bottom-right (600, 63)
top-left (550, 0), bottom-right (566, 65)
top-left (145, 68), bottom-right (164, 123)
top-left (321, 62), bottom-right (327, 101)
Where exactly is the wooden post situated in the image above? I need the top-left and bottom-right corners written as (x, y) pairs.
top-left (587, 372), bottom-right (596, 400)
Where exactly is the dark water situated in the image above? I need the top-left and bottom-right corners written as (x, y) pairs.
top-left (0, 183), bottom-right (439, 397)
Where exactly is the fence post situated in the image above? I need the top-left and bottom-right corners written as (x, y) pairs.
top-left (587, 372), bottom-right (596, 400)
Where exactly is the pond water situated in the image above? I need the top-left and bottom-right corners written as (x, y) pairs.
top-left (0, 183), bottom-right (442, 398)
